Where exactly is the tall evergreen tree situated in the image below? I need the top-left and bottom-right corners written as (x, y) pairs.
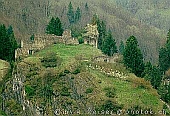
top-left (67, 2), bottom-right (74, 24)
top-left (46, 17), bottom-right (55, 34)
top-left (46, 17), bottom-right (63, 36)
top-left (75, 7), bottom-right (81, 23)
top-left (85, 2), bottom-right (89, 11)
top-left (91, 14), bottom-right (99, 25)
top-left (0, 24), bottom-right (17, 62)
top-left (97, 20), bottom-right (106, 50)
top-left (7, 26), bottom-right (18, 61)
top-left (102, 30), bottom-right (117, 56)
top-left (119, 40), bottom-right (125, 55)
top-left (91, 15), bottom-right (107, 50)
top-left (123, 36), bottom-right (144, 77)
top-left (54, 17), bottom-right (63, 36)
top-left (159, 29), bottom-right (170, 73)
top-left (142, 62), bottom-right (162, 89)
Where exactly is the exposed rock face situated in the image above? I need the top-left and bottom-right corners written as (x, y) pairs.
top-left (15, 30), bottom-right (79, 59)
top-left (83, 24), bottom-right (99, 48)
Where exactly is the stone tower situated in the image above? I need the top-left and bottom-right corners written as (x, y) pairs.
top-left (83, 24), bottom-right (99, 48)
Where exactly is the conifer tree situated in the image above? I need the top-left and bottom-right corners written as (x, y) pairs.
top-left (54, 17), bottom-right (63, 36)
top-left (102, 30), bottom-right (117, 56)
top-left (46, 17), bottom-right (55, 34)
top-left (123, 35), bottom-right (144, 77)
top-left (91, 14), bottom-right (99, 25)
top-left (97, 20), bottom-right (106, 50)
top-left (46, 17), bottom-right (63, 36)
top-left (67, 2), bottom-right (74, 24)
top-left (75, 7), bottom-right (81, 23)
top-left (85, 2), bottom-right (89, 11)
top-left (142, 62), bottom-right (162, 89)
top-left (119, 40), bottom-right (124, 54)
top-left (159, 29), bottom-right (170, 73)
top-left (0, 24), bottom-right (17, 62)
top-left (7, 26), bottom-right (18, 61)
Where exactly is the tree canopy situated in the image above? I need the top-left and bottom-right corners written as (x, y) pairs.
top-left (102, 30), bottom-right (117, 56)
top-left (46, 17), bottom-right (63, 36)
top-left (123, 35), bottom-right (144, 77)
top-left (0, 24), bottom-right (17, 62)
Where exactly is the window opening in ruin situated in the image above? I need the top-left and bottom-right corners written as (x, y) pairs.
top-left (29, 50), bottom-right (33, 55)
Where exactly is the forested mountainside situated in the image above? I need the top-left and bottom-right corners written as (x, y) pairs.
top-left (115, 0), bottom-right (170, 31)
top-left (0, 0), bottom-right (166, 63)
top-left (1, 0), bottom-right (170, 115)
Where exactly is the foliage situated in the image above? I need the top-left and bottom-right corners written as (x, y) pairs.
top-left (123, 36), bottom-right (144, 77)
top-left (41, 52), bottom-right (62, 68)
top-left (64, 69), bottom-right (70, 74)
top-left (119, 40), bottom-right (125, 55)
top-left (75, 7), bottom-right (81, 23)
top-left (158, 84), bottom-right (170, 103)
top-left (46, 17), bottom-right (63, 36)
top-left (85, 2), bottom-right (89, 11)
top-left (70, 26), bottom-right (82, 37)
top-left (0, 24), bottom-right (18, 62)
top-left (60, 86), bottom-right (70, 96)
top-left (25, 85), bottom-right (35, 99)
top-left (142, 62), bottom-right (162, 89)
top-left (159, 30), bottom-right (170, 73)
top-left (97, 100), bottom-right (122, 113)
top-left (85, 88), bottom-right (93, 94)
top-left (5, 99), bottom-right (22, 115)
top-left (97, 20), bottom-right (107, 50)
top-left (102, 30), bottom-right (117, 56)
top-left (104, 87), bottom-right (116, 98)
top-left (67, 2), bottom-right (75, 24)
top-left (78, 36), bottom-right (84, 44)
top-left (72, 68), bottom-right (80, 74)
top-left (30, 34), bottom-right (34, 41)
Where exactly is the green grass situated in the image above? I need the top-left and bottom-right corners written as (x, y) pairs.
top-left (21, 43), bottom-right (164, 114)
top-left (0, 60), bottom-right (10, 81)
top-left (90, 69), bottom-right (163, 112)
top-left (0, 60), bottom-right (8, 69)
top-left (34, 44), bottom-right (102, 59)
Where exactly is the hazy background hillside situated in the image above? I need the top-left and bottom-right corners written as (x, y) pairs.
top-left (0, 0), bottom-right (168, 63)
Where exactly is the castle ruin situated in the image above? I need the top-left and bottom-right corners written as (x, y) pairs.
top-left (15, 30), bottom-right (79, 59)
top-left (83, 24), bottom-right (99, 48)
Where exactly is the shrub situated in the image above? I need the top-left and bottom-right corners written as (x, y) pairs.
top-left (104, 87), bottom-right (116, 98)
top-left (85, 88), bottom-right (93, 94)
top-left (41, 52), bottom-right (62, 68)
top-left (97, 100), bottom-right (123, 113)
top-left (59, 72), bottom-right (66, 77)
top-left (64, 69), bottom-right (70, 74)
top-left (78, 36), bottom-right (84, 44)
top-left (72, 68), bottom-right (80, 74)
top-left (60, 87), bottom-right (70, 96)
top-left (25, 85), bottom-right (35, 99)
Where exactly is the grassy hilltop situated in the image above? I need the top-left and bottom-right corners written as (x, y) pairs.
top-left (10, 43), bottom-right (166, 115)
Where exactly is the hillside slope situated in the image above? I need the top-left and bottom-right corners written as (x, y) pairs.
top-left (3, 44), bottom-right (166, 116)
top-left (0, 0), bottom-right (166, 63)
top-left (0, 59), bottom-right (10, 81)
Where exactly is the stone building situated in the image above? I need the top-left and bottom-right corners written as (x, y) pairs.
top-left (93, 53), bottom-right (121, 63)
top-left (15, 30), bottom-right (78, 59)
top-left (83, 24), bottom-right (99, 48)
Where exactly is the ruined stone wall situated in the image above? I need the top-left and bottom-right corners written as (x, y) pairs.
top-left (15, 30), bottom-right (79, 59)
top-left (93, 54), bottom-right (121, 63)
